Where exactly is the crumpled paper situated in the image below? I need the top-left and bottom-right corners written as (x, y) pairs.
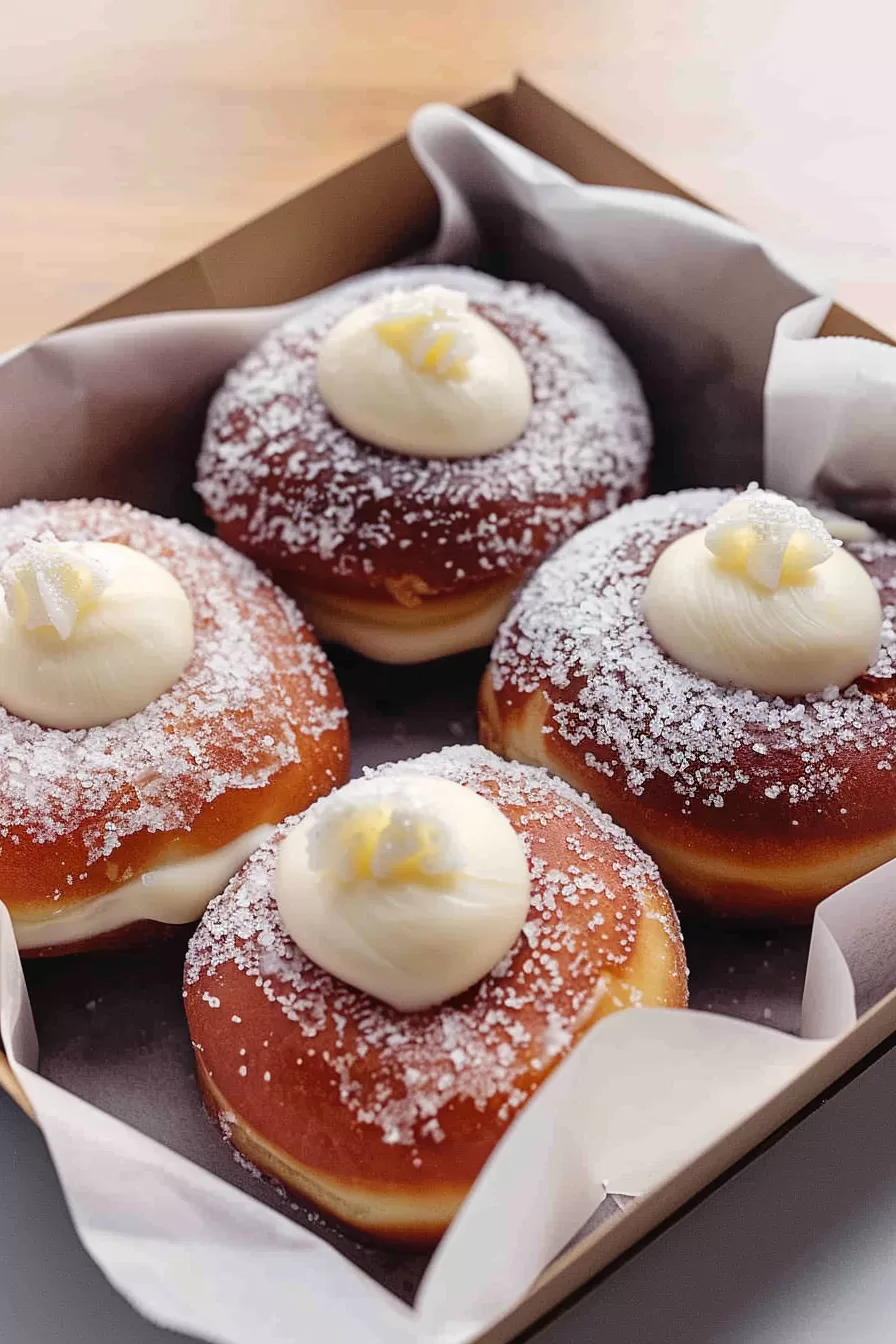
top-left (2, 102), bottom-right (896, 1344)
top-left (765, 295), bottom-right (896, 520)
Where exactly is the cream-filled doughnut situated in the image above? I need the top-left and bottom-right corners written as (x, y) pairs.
top-left (481, 487), bottom-right (896, 922)
top-left (196, 265), bottom-right (650, 664)
top-left (184, 745), bottom-right (687, 1244)
top-left (0, 499), bottom-right (349, 955)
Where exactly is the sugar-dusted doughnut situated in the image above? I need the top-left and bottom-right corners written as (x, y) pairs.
top-left (0, 499), bottom-right (348, 955)
top-left (482, 487), bottom-right (896, 921)
top-left (196, 266), bottom-right (650, 663)
top-left (184, 745), bottom-right (686, 1243)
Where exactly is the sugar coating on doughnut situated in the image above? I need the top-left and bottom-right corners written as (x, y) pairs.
top-left (0, 500), bottom-right (346, 877)
top-left (490, 489), bottom-right (896, 811)
top-left (196, 266), bottom-right (650, 584)
top-left (185, 745), bottom-right (679, 1147)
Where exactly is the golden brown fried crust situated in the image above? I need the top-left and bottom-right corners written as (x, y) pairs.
top-left (480, 671), bottom-right (896, 920)
top-left (185, 752), bottom-right (686, 1242)
top-left (0, 499), bottom-right (349, 950)
top-left (479, 489), bottom-right (896, 923)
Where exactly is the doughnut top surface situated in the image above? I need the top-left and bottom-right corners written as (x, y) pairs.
top-left (490, 489), bottom-right (896, 812)
top-left (196, 266), bottom-right (650, 586)
top-left (0, 499), bottom-right (345, 865)
top-left (185, 745), bottom-right (678, 1147)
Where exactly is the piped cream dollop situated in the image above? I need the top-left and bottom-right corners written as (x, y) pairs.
top-left (0, 534), bottom-right (195, 729)
top-left (275, 774), bottom-right (531, 1011)
top-left (315, 285), bottom-right (533, 459)
top-left (642, 486), bottom-right (883, 697)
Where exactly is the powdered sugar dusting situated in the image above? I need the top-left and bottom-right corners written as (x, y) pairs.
top-left (196, 265), bottom-right (650, 589)
top-left (490, 489), bottom-right (896, 809)
top-left (185, 746), bottom-right (681, 1147)
top-left (0, 500), bottom-right (346, 884)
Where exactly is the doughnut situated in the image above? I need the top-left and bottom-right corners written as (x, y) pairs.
top-left (1, 499), bottom-right (348, 956)
top-left (183, 745), bottom-right (687, 1245)
top-left (481, 488), bottom-right (896, 922)
top-left (195, 265), bottom-right (650, 664)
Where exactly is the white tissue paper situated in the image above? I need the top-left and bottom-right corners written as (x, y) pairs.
top-left (3, 102), bottom-right (896, 1344)
top-left (765, 295), bottom-right (896, 521)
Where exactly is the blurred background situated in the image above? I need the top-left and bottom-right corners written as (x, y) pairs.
top-left (2, 0), bottom-right (894, 351)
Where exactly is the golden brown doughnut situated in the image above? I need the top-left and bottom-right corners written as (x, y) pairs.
top-left (183, 745), bottom-right (687, 1244)
top-left (0, 499), bottom-right (349, 955)
top-left (195, 265), bottom-right (650, 663)
top-left (481, 488), bottom-right (896, 922)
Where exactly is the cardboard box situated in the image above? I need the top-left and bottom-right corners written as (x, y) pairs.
top-left (2, 75), bottom-right (896, 1344)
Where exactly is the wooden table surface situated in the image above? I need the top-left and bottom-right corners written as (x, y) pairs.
top-left (1, 0), bottom-right (893, 351)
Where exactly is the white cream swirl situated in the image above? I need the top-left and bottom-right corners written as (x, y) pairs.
top-left (0, 535), bottom-right (195, 729)
top-left (642, 487), bottom-right (882, 697)
top-left (275, 774), bottom-right (531, 1011)
top-left (315, 285), bottom-right (532, 459)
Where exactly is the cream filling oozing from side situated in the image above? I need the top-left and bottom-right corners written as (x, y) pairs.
top-left (12, 824), bottom-right (273, 950)
top-left (299, 584), bottom-right (517, 664)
